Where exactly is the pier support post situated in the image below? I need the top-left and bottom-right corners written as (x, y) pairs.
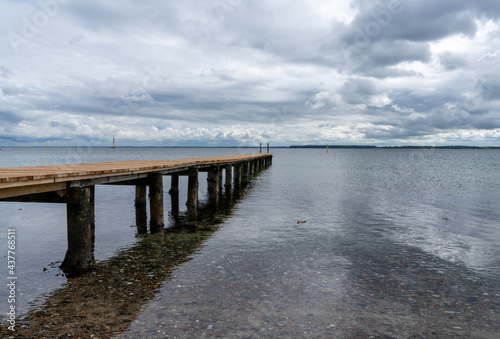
top-left (218, 166), bottom-right (223, 193)
top-left (90, 185), bottom-right (95, 259)
top-left (135, 185), bottom-right (148, 234)
top-left (61, 187), bottom-right (93, 276)
top-left (169, 175), bottom-right (179, 196)
top-left (186, 169), bottom-right (198, 222)
top-left (234, 164), bottom-right (241, 190)
top-left (225, 165), bottom-right (232, 191)
top-left (149, 173), bottom-right (164, 234)
top-left (207, 167), bottom-right (219, 205)
top-left (225, 165), bottom-right (233, 200)
top-left (169, 174), bottom-right (180, 220)
top-left (242, 162), bottom-right (249, 182)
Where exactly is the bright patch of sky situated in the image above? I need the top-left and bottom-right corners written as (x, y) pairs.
top-left (1, 0), bottom-right (500, 146)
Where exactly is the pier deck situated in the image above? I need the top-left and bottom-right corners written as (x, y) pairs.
top-left (0, 154), bottom-right (271, 199)
top-left (0, 153), bottom-right (272, 275)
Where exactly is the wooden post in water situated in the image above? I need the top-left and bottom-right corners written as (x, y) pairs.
top-left (242, 161), bottom-right (249, 182)
top-left (148, 173), bottom-right (164, 233)
top-left (61, 187), bottom-right (93, 276)
top-left (207, 166), bottom-right (219, 205)
top-left (218, 166), bottom-right (223, 194)
top-left (135, 185), bottom-right (147, 233)
top-left (90, 185), bottom-right (95, 259)
top-left (186, 169), bottom-right (198, 222)
top-left (169, 174), bottom-right (180, 219)
top-left (234, 164), bottom-right (241, 190)
top-left (169, 174), bottom-right (179, 196)
top-left (225, 165), bottom-right (232, 191)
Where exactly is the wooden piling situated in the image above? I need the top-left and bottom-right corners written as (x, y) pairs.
top-left (234, 164), bottom-right (241, 190)
top-left (90, 185), bottom-right (95, 259)
top-left (169, 174), bottom-right (179, 196)
top-left (0, 153), bottom-right (273, 276)
top-left (218, 166), bottom-right (223, 193)
top-left (186, 169), bottom-right (198, 222)
top-left (135, 185), bottom-right (147, 233)
top-left (148, 173), bottom-right (164, 233)
top-left (225, 165), bottom-right (232, 191)
top-left (242, 162), bottom-right (249, 182)
top-left (207, 167), bottom-right (219, 204)
top-left (61, 187), bottom-right (93, 276)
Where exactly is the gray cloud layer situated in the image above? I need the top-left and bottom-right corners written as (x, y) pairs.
top-left (1, 0), bottom-right (499, 146)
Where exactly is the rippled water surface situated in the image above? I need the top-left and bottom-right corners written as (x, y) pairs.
top-left (1, 147), bottom-right (499, 338)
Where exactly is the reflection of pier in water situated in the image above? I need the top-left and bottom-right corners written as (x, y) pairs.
top-left (0, 160), bottom-right (269, 338)
top-left (0, 154), bottom-right (272, 276)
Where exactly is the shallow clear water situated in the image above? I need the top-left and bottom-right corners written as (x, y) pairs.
top-left (1, 147), bottom-right (499, 337)
top-left (0, 147), bottom-right (258, 314)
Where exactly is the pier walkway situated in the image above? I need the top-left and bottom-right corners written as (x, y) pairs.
top-left (0, 153), bottom-right (272, 275)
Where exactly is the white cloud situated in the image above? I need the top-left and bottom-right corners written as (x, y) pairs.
top-left (1, 0), bottom-right (500, 146)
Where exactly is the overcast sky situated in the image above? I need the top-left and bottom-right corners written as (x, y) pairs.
top-left (1, 0), bottom-right (500, 146)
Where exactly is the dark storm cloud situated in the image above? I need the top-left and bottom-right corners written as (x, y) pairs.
top-left (475, 75), bottom-right (500, 101)
top-left (0, 66), bottom-right (13, 78)
top-left (340, 78), bottom-right (386, 106)
top-left (344, 40), bottom-right (431, 77)
top-left (331, 0), bottom-right (500, 76)
top-left (0, 111), bottom-right (23, 124)
top-left (439, 52), bottom-right (468, 70)
top-left (345, 0), bottom-right (500, 44)
top-left (1, 0), bottom-right (500, 146)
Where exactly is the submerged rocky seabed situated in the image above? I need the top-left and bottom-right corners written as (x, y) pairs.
top-left (3, 218), bottom-right (498, 338)
top-left (114, 232), bottom-right (500, 338)
top-left (2, 149), bottom-right (500, 338)
top-left (0, 216), bottom-right (225, 338)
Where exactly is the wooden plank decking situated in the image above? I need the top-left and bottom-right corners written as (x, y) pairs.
top-left (0, 153), bottom-right (272, 199)
top-left (0, 153), bottom-right (273, 275)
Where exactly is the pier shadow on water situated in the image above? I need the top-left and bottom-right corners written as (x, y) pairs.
top-left (0, 178), bottom-right (257, 338)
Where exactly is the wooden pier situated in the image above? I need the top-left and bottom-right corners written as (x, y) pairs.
top-left (0, 153), bottom-right (272, 275)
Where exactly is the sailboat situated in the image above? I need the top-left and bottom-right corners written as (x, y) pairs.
top-left (111, 135), bottom-right (116, 149)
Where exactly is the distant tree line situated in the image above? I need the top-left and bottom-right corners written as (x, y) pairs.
top-left (289, 145), bottom-right (500, 149)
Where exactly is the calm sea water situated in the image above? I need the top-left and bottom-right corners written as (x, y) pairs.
top-left (1, 147), bottom-right (499, 337)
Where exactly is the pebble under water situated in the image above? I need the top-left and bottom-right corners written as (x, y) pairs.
top-left (1, 148), bottom-right (499, 338)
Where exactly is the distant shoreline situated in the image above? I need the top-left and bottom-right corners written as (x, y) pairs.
top-left (290, 145), bottom-right (500, 149)
top-left (1, 145), bottom-right (499, 149)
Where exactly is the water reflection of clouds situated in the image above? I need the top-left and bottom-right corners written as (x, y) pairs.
top-left (377, 198), bottom-right (500, 279)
